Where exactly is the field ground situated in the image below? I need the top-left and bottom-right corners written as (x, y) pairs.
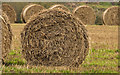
top-left (2, 24), bottom-right (118, 73)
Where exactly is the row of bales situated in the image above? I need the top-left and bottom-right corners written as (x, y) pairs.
top-left (2, 3), bottom-right (120, 25)
top-left (1, 3), bottom-right (119, 67)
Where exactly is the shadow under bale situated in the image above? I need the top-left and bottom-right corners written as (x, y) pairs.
top-left (73, 5), bottom-right (96, 25)
top-left (2, 4), bottom-right (17, 23)
top-left (0, 12), bottom-right (12, 61)
top-left (21, 4), bottom-right (45, 23)
top-left (21, 9), bottom-right (89, 67)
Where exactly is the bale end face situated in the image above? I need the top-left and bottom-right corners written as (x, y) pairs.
top-left (21, 4), bottom-right (45, 23)
top-left (2, 4), bottom-right (17, 23)
top-left (49, 4), bottom-right (70, 12)
top-left (73, 5), bottom-right (96, 25)
top-left (103, 6), bottom-right (120, 25)
top-left (21, 9), bottom-right (89, 67)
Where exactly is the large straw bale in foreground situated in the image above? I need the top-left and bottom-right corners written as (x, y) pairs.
top-left (0, 12), bottom-right (12, 60)
top-left (21, 9), bottom-right (89, 67)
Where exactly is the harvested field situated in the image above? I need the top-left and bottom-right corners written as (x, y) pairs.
top-left (73, 5), bottom-right (96, 25)
top-left (103, 6), bottom-right (120, 25)
top-left (21, 9), bottom-right (89, 67)
top-left (2, 4), bottom-right (17, 23)
top-left (49, 4), bottom-right (70, 12)
top-left (21, 4), bottom-right (45, 23)
top-left (86, 25), bottom-right (118, 50)
top-left (2, 24), bottom-right (118, 73)
top-left (1, 2), bottom-right (119, 73)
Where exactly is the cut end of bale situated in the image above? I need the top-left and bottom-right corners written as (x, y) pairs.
top-left (73, 5), bottom-right (96, 25)
top-left (21, 4), bottom-right (45, 23)
top-left (2, 4), bottom-right (17, 23)
top-left (103, 6), bottom-right (120, 25)
top-left (49, 4), bottom-right (70, 12)
top-left (21, 9), bottom-right (89, 67)
top-left (21, 3), bottom-right (34, 23)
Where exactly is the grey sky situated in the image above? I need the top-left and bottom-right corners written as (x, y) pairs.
top-left (1, 0), bottom-right (119, 2)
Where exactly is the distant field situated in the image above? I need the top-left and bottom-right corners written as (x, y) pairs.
top-left (2, 24), bottom-right (118, 73)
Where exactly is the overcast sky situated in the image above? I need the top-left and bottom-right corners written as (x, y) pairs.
top-left (1, 0), bottom-right (119, 2)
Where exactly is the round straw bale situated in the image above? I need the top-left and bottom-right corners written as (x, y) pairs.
top-left (73, 5), bottom-right (96, 25)
top-left (0, 12), bottom-right (12, 60)
top-left (2, 4), bottom-right (17, 23)
top-left (21, 9), bottom-right (89, 67)
top-left (21, 3), bottom-right (35, 23)
top-left (21, 4), bottom-right (45, 23)
top-left (49, 4), bottom-right (70, 12)
top-left (0, 10), bottom-right (10, 23)
top-left (103, 6), bottom-right (120, 25)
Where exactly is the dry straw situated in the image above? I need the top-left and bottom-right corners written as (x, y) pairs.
top-left (73, 5), bottom-right (96, 25)
top-left (21, 3), bottom-right (35, 23)
top-left (2, 4), bottom-right (17, 23)
top-left (21, 4), bottom-right (45, 23)
top-left (103, 6), bottom-right (120, 25)
top-left (0, 12), bottom-right (12, 61)
top-left (49, 4), bottom-right (70, 12)
top-left (21, 9), bottom-right (89, 67)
